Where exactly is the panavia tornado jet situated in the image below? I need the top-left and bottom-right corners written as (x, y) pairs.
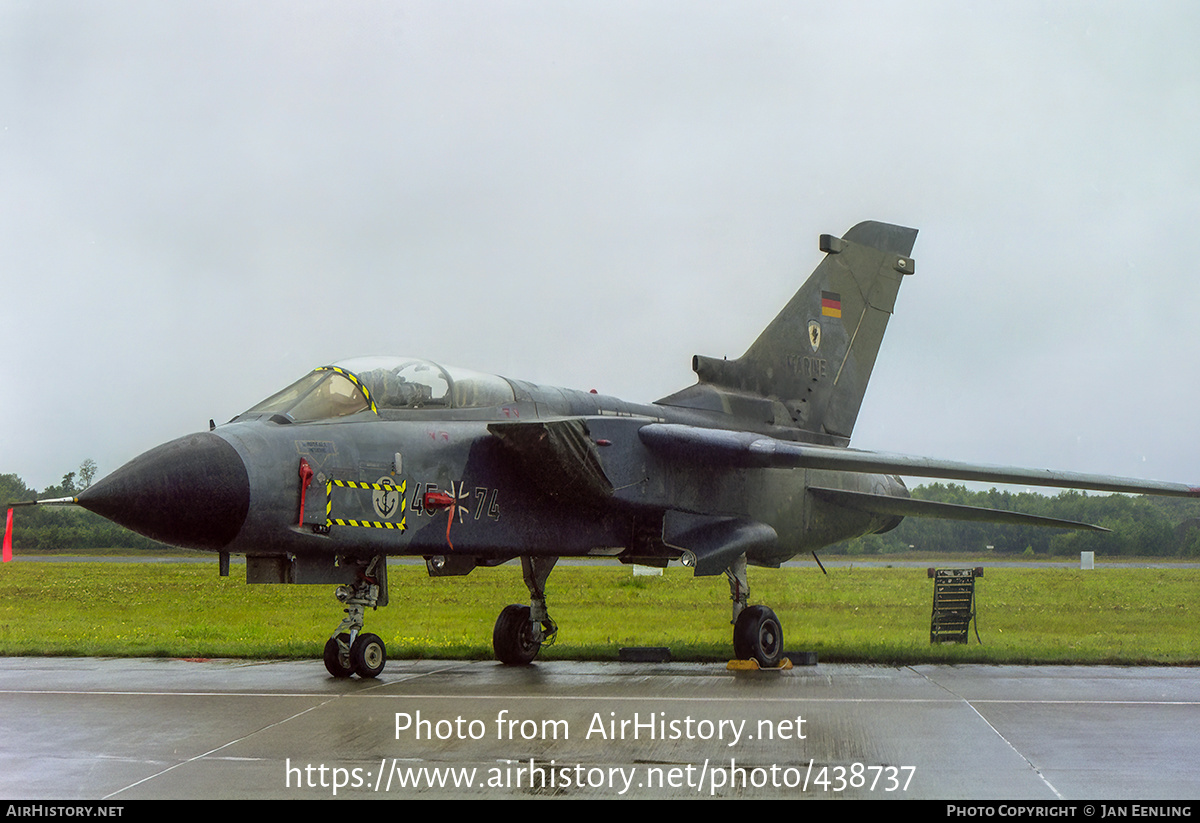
top-left (20, 221), bottom-right (1200, 677)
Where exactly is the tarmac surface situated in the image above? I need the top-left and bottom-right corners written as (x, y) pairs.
top-left (2, 657), bottom-right (1198, 800)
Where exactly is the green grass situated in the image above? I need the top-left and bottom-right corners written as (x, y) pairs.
top-left (1, 562), bottom-right (1197, 664)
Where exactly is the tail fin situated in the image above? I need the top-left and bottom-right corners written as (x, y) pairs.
top-left (658, 221), bottom-right (917, 442)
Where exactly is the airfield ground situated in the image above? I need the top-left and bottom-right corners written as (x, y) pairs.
top-left (2, 560), bottom-right (1198, 665)
top-left (2, 656), bottom-right (1197, 800)
top-left (3, 559), bottom-right (1198, 800)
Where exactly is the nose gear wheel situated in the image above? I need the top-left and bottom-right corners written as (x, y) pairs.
top-left (323, 633), bottom-right (354, 678)
top-left (323, 557), bottom-right (387, 678)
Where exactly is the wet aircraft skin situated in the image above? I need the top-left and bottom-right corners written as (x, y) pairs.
top-left (75, 370), bottom-right (907, 569)
top-left (40, 220), bottom-right (1196, 677)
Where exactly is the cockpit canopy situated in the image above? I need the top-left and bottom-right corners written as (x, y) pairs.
top-left (243, 357), bottom-right (515, 422)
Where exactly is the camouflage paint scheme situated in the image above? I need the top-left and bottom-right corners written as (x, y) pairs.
top-left (68, 221), bottom-right (1200, 675)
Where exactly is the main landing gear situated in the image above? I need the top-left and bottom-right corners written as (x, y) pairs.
top-left (726, 554), bottom-right (784, 668)
top-left (323, 558), bottom-right (388, 679)
top-left (493, 556), bottom-right (559, 665)
top-left (486, 552), bottom-right (785, 668)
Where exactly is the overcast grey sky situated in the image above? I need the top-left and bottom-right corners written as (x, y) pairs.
top-left (3, 1), bottom-right (1199, 492)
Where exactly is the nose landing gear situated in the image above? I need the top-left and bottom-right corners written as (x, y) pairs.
top-left (323, 558), bottom-right (388, 678)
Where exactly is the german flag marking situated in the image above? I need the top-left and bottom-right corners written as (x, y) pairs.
top-left (821, 290), bottom-right (842, 318)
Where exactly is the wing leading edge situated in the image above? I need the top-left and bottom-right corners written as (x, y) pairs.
top-left (638, 423), bottom-right (1200, 499)
top-left (640, 423), bottom-right (1197, 532)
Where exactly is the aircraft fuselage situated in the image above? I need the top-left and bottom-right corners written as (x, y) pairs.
top-left (81, 379), bottom-right (904, 578)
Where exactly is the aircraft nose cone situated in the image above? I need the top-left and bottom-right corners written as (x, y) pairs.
top-left (77, 432), bottom-right (250, 551)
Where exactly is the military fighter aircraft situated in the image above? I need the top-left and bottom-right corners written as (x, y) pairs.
top-left (13, 220), bottom-right (1199, 677)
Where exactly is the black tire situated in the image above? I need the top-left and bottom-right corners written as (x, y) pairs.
top-left (351, 632), bottom-right (386, 679)
top-left (493, 604), bottom-right (541, 665)
top-left (323, 633), bottom-right (354, 678)
top-left (733, 605), bottom-right (784, 668)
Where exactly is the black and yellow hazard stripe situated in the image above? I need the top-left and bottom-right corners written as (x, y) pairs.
top-left (317, 366), bottom-right (379, 415)
top-left (328, 518), bottom-right (407, 530)
top-left (325, 478), bottom-right (407, 531)
top-left (329, 479), bottom-right (404, 493)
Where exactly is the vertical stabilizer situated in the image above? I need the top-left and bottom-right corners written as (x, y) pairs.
top-left (661, 221), bottom-right (917, 441)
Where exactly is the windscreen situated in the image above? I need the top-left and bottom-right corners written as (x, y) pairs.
top-left (242, 357), bottom-right (515, 421)
top-left (244, 370), bottom-right (370, 422)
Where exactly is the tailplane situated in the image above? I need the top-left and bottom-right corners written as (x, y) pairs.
top-left (657, 221), bottom-right (917, 442)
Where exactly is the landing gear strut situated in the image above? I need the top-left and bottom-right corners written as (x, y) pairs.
top-left (725, 554), bottom-right (784, 668)
top-left (493, 556), bottom-right (559, 665)
top-left (323, 557), bottom-right (388, 679)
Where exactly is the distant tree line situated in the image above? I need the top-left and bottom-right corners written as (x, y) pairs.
top-left (1, 466), bottom-right (167, 552)
top-left (835, 483), bottom-right (1200, 557)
